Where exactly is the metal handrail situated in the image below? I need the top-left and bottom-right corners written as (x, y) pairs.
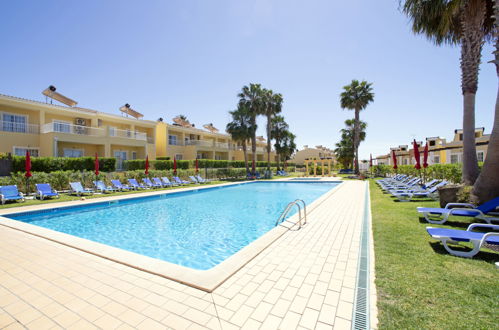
top-left (275, 199), bottom-right (307, 229)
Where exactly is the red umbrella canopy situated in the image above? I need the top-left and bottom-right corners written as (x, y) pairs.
top-left (173, 157), bottom-right (177, 173)
top-left (392, 150), bottom-right (398, 170)
top-left (423, 142), bottom-right (429, 168)
top-left (25, 150), bottom-right (32, 178)
top-left (94, 153), bottom-right (99, 176)
top-left (413, 139), bottom-right (421, 170)
top-left (145, 155), bottom-right (149, 175)
top-left (195, 158), bottom-right (199, 173)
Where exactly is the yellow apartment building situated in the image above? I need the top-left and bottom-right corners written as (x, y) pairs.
top-left (291, 145), bottom-right (336, 165)
top-left (0, 93), bottom-right (156, 169)
top-left (155, 120), bottom-right (277, 161)
top-left (375, 128), bottom-right (490, 166)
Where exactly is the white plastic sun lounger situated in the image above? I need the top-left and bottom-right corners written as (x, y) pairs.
top-left (417, 197), bottom-right (499, 224)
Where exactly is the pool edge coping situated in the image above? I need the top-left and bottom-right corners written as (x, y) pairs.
top-left (0, 179), bottom-right (345, 292)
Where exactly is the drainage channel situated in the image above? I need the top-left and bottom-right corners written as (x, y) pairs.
top-left (352, 182), bottom-right (371, 329)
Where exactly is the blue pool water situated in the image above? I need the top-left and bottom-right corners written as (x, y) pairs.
top-left (6, 181), bottom-right (339, 270)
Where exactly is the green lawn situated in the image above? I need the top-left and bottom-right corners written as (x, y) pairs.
top-left (370, 179), bottom-right (499, 329)
top-left (0, 181), bottom-right (224, 210)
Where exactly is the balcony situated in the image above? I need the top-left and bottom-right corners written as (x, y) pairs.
top-left (0, 120), bottom-right (39, 134)
top-left (109, 128), bottom-right (147, 141)
top-left (186, 140), bottom-right (215, 148)
top-left (41, 122), bottom-right (105, 136)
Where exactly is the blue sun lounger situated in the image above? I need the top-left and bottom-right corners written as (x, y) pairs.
top-left (35, 183), bottom-right (59, 200)
top-left (128, 178), bottom-right (148, 190)
top-left (173, 176), bottom-right (190, 185)
top-left (111, 179), bottom-right (132, 191)
top-left (143, 178), bottom-right (161, 188)
top-left (0, 185), bottom-right (25, 204)
top-left (427, 223), bottom-right (499, 258)
top-left (189, 176), bottom-right (200, 184)
top-left (391, 181), bottom-right (447, 201)
top-left (196, 175), bottom-right (211, 183)
top-left (161, 177), bottom-right (177, 187)
top-left (152, 177), bottom-right (166, 187)
top-left (93, 181), bottom-right (118, 193)
top-left (418, 196), bottom-right (499, 224)
top-left (69, 182), bottom-right (93, 196)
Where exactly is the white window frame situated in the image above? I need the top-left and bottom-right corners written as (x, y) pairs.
top-left (175, 154), bottom-right (183, 160)
top-left (53, 120), bottom-right (71, 133)
top-left (13, 146), bottom-right (39, 157)
top-left (109, 126), bottom-right (117, 137)
top-left (1, 111), bottom-right (28, 133)
top-left (215, 155), bottom-right (222, 160)
top-left (477, 151), bottom-right (484, 162)
top-left (131, 151), bottom-right (137, 160)
top-left (168, 135), bottom-right (178, 145)
top-left (450, 154), bottom-right (459, 164)
top-left (63, 148), bottom-right (84, 158)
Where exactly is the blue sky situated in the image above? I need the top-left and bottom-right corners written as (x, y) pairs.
top-left (0, 0), bottom-right (496, 159)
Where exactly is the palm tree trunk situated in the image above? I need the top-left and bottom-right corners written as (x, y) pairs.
top-left (472, 0), bottom-right (499, 203)
top-left (251, 117), bottom-right (257, 175)
top-left (276, 153), bottom-right (280, 171)
top-left (353, 108), bottom-right (360, 174)
top-left (460, 3), bottom-right (485, 185)
top-left (242, 141), bottom-right (249, 174)
top-left (267, 114), bottom-right (271, 172)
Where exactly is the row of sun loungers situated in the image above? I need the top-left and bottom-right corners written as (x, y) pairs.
top-left (0, 175), bottom-right (213, 204)
top-left (377, 175), bottom-right (448, 201)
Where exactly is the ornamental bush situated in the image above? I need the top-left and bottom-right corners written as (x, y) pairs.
top-left (10, 156), bottom-right (116, 173)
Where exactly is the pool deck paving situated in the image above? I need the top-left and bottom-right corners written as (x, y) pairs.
top-left (0, 179), bottom-right (376, 329)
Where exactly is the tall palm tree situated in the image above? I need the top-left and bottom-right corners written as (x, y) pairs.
top-left (401, 0), bottom-right (494, 185)
top-left (263, 90), bottom-right (283, 172)
top-left (335, 119), bottom-right (367, 169)
top-left (340, 80), bottom-right (374, 174)
top-left (473, 0), bottom-right (499, 202)
top-left (238, 83), bottom-right (264, 174)
top-left (226, 104), bottom-right (253, 173)
top-left (271, 115), bottom-right (290, 170)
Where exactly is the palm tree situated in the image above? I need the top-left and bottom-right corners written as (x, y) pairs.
top-left (473, 0), bottom-right (499, 202)
top-left (276, 131), bottom-right (297, 170)
top-left (238, 83), bottom-right (264, 174)
top-left (263, 90), bottom-right (283, 173)
top-left (340, 80), bottom-right (374, 174)
top-left (271, 115), bottom-right (290, 170)
top-left (401, 0), bottom-right (494, 185)
top-left (226, 104), bottom-right (253, 173)
top-left (335, 119), bottom-right (367, 169)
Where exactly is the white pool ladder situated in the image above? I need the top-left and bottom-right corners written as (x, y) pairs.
top-left (275, 199), bottom-right (307, 229)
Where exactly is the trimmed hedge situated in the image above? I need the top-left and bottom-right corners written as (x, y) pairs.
top-left (123, 159), bottom-right (296, 170)
top-left (9, 156), bottom-right (116, 173)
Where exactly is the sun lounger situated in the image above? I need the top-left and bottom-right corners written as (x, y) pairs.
top-left (142, 178), bottom-right (162, 188)
top-left (391, 181), bottom-right (447, 201)
top-left (189, 176), bottom-right (200, 184)
top-left (196, 175), bottom-right (211, 183)
top-left (418, 196), bottom-right (499, 224)
top-left (69, 182), bottom-right (93, 196)
top-left (173, 176), bottom-right (191, 185)
top-left (93, 181), bottom-right (118, 193)
top-left (0, 185), bottom-right (25, 204)
top-left (161, 177), bottom-right (177, 187)
top-left (426, 223), bottom-right (499, 258)
top-left (152, 177), bottom-right (166, 187)
top-left (111, 179), bottom-right (132, 191)
top-left (127, 178), bottom-right (148, 190)
top-left (35, 183), bottom-right (59, 200)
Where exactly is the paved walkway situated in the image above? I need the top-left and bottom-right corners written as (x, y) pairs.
top-left (0, 180), bottom-right (373, 329)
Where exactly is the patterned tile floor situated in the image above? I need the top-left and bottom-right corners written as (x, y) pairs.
top-left (0, 180), bottom-right (375, 329)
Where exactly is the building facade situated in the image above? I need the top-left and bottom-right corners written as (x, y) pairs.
top-left (375, 128), bottom-right (490, 166)
top-left (0, 94), bottom-right (156, 169)
top-left (291, 145), bottom-right (336, 165)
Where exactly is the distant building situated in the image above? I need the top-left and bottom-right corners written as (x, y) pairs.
top-left (291, 145), bottom-right (336, 165)
top-left (374, 128), bottom-right (490, 166)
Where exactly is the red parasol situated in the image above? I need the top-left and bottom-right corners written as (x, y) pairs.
top-left (173, 157), bottom-right (177, 174)
top-left (145, 155), bottom-right (149, 175)
top-left (392, 150), bottom-right (398, 170)
top-left (413, 139), bottom-right (421, 170)
top-left (25, 150), bottom-right (32, 178)
top-left (195, 158), bottom-right (199, 173)
top-left (423, 142), bottom-right (429, 168)
top-left (94, 153), bottom-right (99, 176)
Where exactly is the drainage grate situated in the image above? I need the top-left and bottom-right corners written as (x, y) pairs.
top-left (352, 182), bottom-right (371, 330)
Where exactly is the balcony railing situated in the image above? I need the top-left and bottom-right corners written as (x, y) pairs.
top-left (186, 140), bottom-right (215, 147)
top-left (109, 128), bottom-right (147, 141)
top-left (214, 142), bottom-right (229, 149)
top-left (41, 122), bottom-right (105, 136)
top-left (0, 121), bottom-right (39, 134)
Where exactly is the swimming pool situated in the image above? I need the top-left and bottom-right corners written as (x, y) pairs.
top-left (4, 181), bottom-right (339, 271)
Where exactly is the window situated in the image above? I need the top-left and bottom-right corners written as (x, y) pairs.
top-left (433, 156), bottom-right (440, 164)
top-left (2, 113), bottom-right (27, 132)
top-left (53, 120), bottom-right (71, 133)
top-left (131, 151), bottom-right (137, 160)
top-left (477, 151), bottom-right (484, 162)
top-left (403, 159), bottom-right (408, 165)
top-left (63, 148), bottom-right (84, 158)
top-left (13, 147), bottom-right (39, 157)
top-left (459, 134), bottom-right (463, 141)
top-left (175, 154), bottom-right (183, 160)
top-left (429, 140), bottom-right (435, 147)
top-left (450, 154), bottom-right (459, 164)
top-left (215, 155), bottom-right (222, 160)
top-left (109, 126), bottom-right (117, 136)
top-left (168, 135), bottom-right (178, 145)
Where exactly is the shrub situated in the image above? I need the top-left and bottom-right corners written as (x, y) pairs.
top-left (10, 156), bottom-right (116, 173)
